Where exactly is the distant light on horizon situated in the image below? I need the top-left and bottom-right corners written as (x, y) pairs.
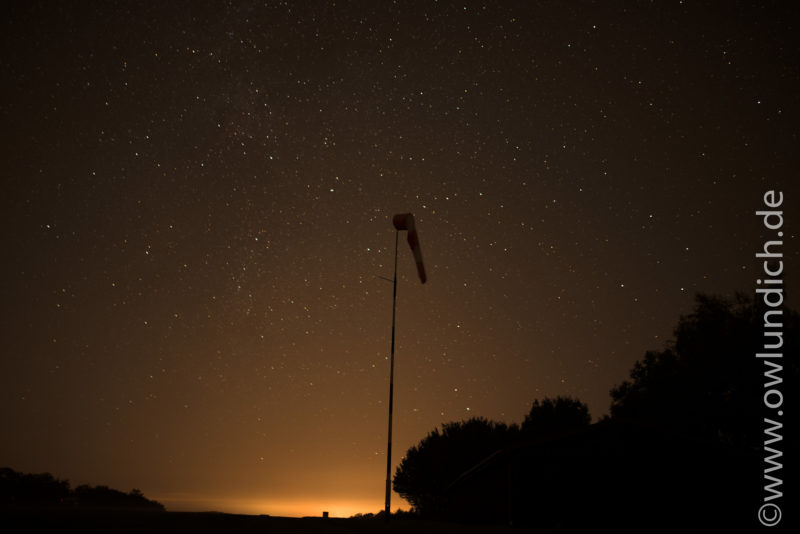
top-left (155, 494), bottom-right (398, 518)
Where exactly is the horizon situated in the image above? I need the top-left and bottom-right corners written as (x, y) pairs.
top-left (152, 494), bottom-right (387, 518)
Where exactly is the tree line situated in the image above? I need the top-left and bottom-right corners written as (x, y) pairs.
top-left (391, 293), bottom-right (799, 528)
top-left (0, 467), bottom-right (164, 512)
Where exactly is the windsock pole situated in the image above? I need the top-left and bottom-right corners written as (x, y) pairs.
top-left (384, 213), bottom-right (426, 521)
top-left (384, 230), bottom-right (399, 520)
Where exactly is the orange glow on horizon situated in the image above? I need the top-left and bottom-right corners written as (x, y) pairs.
top-left (154, 494), bottom-right (404, 518)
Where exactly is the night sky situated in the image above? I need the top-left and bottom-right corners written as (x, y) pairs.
top-left (1, 1), bottom-right (798, 518)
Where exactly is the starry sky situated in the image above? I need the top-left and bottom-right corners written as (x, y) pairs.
top-left (1, 0), bottom-right (798, 518)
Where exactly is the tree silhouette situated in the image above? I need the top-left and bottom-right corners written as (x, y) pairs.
top-left (0, 467), bottom-right (164, 512)
top-left (606, 293), bottom-right (800, 529)
top-left (0, 468), bottom-right (70, 508)
top-left (392, 417), bottom-right (517, 517)
top-left (610, 293), bottom-right (799, 449)
top-left (393, 397), bottom-right (591, 520)
top-left (392, 294), bottom-right (797, 528)
top-left (520, 396), bottom-right (590, 439)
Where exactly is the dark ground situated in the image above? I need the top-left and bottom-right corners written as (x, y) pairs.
top-left (0, 510), bottom-right (700, 533)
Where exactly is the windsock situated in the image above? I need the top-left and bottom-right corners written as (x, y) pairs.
top-left (392, 213), bottom-right (427, 284)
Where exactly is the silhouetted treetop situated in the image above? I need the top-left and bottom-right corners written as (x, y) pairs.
top-left (520, 396), bottom-right (591, 439)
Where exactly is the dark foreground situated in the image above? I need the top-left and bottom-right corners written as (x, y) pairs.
top-left (1, 509), bottom-right (698, 534)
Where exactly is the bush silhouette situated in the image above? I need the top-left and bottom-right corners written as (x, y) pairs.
top-left (393, 417), bottom-right (517, 517)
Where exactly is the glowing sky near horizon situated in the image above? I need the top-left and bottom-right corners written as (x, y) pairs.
top-left (1, 1), bottom-right (798, 518)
